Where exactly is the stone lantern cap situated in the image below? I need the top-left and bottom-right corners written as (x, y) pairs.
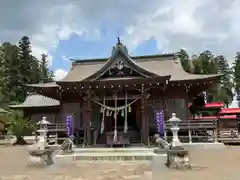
top-left (37, 117), bottom-right (51, 125)
top-left (167, 113), bottom-right (181, 123)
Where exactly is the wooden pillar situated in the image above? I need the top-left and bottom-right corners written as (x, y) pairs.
top-left (86, 90), bottom-right (92, 145)
top-left (59, 87), bottom-right (63, 124)
top-left (237, 115), bottom-right (240, 133)
top-left (185, 85), bottom-right (192, 143)
top-left (140, 94), bottom-right (148, 145)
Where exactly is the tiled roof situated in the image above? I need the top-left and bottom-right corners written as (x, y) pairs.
top-left (26, 82), bottom-right (59, 88)
top-left (9, 94), bottom-right (59, 108)
top-left (58, 54), bottom-right (219, 83)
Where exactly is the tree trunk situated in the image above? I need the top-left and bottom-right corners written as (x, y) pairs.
top-left (13, 136), bottom-right (27, 145)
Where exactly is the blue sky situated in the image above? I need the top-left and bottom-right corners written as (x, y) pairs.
top-left (51, 33), bottom-right (159, 73)
top-left (1, 0), bottom-right (240, 107)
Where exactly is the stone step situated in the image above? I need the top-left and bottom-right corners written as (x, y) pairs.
top-left (55, 152), bottom-right (154, 161)
top-left (72, 147), bottom-right (154, 153)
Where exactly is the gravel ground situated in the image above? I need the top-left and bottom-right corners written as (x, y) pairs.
top-left (0, 145), bottom-right (239, 180)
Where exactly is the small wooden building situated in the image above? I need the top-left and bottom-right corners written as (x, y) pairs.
top-left (9, 93), bottom-right (60, 124)
top-left (26, 40), bottom-right (220, 146)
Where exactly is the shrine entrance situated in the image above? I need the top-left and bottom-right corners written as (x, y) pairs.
top-left (103, 99), bottom-right (139, 133)
top-left (92, 92), bottom-right (143, 146)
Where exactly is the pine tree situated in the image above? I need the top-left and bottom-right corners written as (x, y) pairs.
top-left (191, 51), bottom-right (218, 102)
top-left (214, 55), bottom-right (233, 107)
top-left (39, 54), bottom-right (54, 82)
top-left (233, 52), bottom-right (240, 107)
top-left (0, 37), bottom-right (55, 106)
top-left (18, 36), bottom-right (32, 85)
top-left (31, 56), bottom-right (41, 84)
top-left (0, 42), bottom-right (23, 106)
top-left (177, 49), bottom-right (191, 73)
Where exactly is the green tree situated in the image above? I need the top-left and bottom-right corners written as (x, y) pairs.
top-left (31, 56), bottom-right (41, 84)
top-left (177, 49), bottom-right (191, 73)
top-left (40, 54), bottom-right (54, 82)
top-left (214, 55), bottom-right (233, 107)
top-left (5, 110), bottom-right (34, 145)
top-left (232, 52), bottom-right (240, 107)
top-left (0, 37), bottom-right (55, 108)
top-left (18, 36), bottom-right (32, 85)
top-left (193, 51), bottom-right (217, 74)
top-left (0, 42), bottom-right (23, 106)
top-left (191, 51), bottom-right (218, 102)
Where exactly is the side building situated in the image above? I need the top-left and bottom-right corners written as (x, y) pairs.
top-left (9, 93), bottom-right (60, 125)
top-left (19, 41), bottom-right (220, 145)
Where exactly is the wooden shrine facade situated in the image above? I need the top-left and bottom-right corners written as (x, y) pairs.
top-left (26, 40), bottom-right (220, 146)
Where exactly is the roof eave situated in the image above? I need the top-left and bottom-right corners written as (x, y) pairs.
top-left (56, 75), bottom-right (171, 84)
top-left (9, 104), bottom-right (59, 109)
top-left (170, 74), bottom-right (220, 83)
top-left (25, 82), bottom-right (59, 88)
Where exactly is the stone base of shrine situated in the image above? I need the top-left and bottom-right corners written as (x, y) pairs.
top-left (55, 147), bottom-right (155, 162)
top-left (54, 142), bottom-right (225, 162)
top-left (183, 142), bottom-right (225, 151)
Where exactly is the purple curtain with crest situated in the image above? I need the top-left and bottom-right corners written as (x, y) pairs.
top-left (65, 115), bottom-right (73, 137)
top-left (155, 110), bottom-right (165, 138)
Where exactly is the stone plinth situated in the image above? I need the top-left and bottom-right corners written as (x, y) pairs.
top-left (151, 153), bottom-right (168, 177)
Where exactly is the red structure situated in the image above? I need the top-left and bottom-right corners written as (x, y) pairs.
top-left (219, 108), bottom-right (240, 114)
top-left (193, 102), bottom-right (240, 132)
top-left (204, 102), bottom-right (224, 108)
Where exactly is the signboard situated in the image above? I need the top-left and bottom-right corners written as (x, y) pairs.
top-left (155, 110), bottom-right (165, 137)
top-left (65, 115), bottom-right (73, 136)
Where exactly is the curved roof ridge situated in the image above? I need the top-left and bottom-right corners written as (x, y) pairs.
top-left (84, 45), bottom-right (165, 81)
top-left (170, 56), bottom-right (220, 81)
top-left (26, 82), bottom-right (59, 88)
top-left (9, 94), bottom-right (59, 108)
top-left (72, 53), bottom-right (175, 64)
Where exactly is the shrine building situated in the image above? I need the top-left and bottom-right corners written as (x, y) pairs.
top-left (12, 40), bottom-right (220, 146)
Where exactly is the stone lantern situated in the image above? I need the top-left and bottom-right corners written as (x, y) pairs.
top-left (167, 113), bottom-right (181, 147)
top-left (36, 116), bottom-right (51, 150)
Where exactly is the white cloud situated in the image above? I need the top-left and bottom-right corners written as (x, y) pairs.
top-left (122, 0), bottom-right (240, 60)
top-left (1, 0), bottom-right (240, 106)
top-left (61, 55), bottom-right (73, 62)
top-left (1, 0), bottom-right (240, 65)
top-left (54, 69), bottom-right (68, 81)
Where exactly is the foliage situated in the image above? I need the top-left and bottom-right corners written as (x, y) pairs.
top-left (214, 55), bottom-right (233, 106)
top-left (233, 52), bottom-right (240, 107)
top-left (4, 110), bottom-right (34, 145)
top-left (180, 50), bottom-right (234, 107)
top-left (0, 36), bottom-right (54, 106)
top-left (177, 49), bottom-right (192, 73)
top-left (40, 54), bottom-right (54, 82)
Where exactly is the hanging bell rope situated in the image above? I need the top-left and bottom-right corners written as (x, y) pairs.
top-left (124, 91), bottom-right (128, 133)
top-left (113, 94), bottom-right (118, 142)
top-left (92, 94), bottom-right (142, 112)
top-left (100, 96), bottom-right (106, 134)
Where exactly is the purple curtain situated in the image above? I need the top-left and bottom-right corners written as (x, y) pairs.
top-left (155, 110), bottom-right (165, 137)
top-left (65, 115), bottom-right (73, 136)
